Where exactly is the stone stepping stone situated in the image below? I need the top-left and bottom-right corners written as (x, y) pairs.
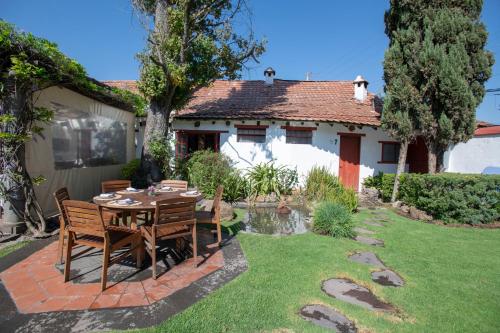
top-left (300, 304), bottom-right (357, 332)
top-left (371, 269), bottom-right (404, 287)
top-left (353, 227), bottom-right (375, 235)
top-left (348, 252), bottom-right (386, 268)
top-left (322, 278), bottom-right (395, 312)
top-left (363, 221), bottom-right (384, 227)
top-left (354, 235), bottom-right (384, 247)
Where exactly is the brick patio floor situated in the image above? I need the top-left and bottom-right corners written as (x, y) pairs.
top-left (0, 231), bottom-right (224, 314)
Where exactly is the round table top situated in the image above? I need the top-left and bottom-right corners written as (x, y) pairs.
top-left (93, 189), bottom-right (203, 211)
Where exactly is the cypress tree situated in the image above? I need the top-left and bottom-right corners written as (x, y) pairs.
top-left (384, 0), bottom-right (494, 173)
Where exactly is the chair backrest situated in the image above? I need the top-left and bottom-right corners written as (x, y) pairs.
top-left (102, 180), bottom-right (131, 193)
top-left (211, 185), bottom-right (224, 220)
top-left (53, 187), bottom-right (70, 226)
top-left (154, 197), bottom-right (196, 226)
top-left (63, 200), bottom-right (106, 234)
top-left (160, 180), bottom-right (188, 191)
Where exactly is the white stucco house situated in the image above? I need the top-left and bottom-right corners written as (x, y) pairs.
top-left (443, 123), bottom-right (500, 174)
top-left (106, 69), bottom-right (430, 191)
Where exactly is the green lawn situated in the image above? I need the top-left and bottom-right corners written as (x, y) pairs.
top-left (0, 240), bottom-right (29, 258)
top-left (131, 207), bottom-right (500, 332)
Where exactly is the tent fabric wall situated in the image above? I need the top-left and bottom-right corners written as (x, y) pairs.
top-left (26, 86), bottom-right (135, 216)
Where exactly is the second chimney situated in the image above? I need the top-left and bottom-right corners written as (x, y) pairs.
top-left (264, 67), bottom-right (276, 85)
top-left (353, 75), bottom-right (368, 101)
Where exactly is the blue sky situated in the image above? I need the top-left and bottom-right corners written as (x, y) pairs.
top-left (2, 0), bottom-right (500, 123)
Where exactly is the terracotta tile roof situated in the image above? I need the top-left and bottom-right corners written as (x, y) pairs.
top-left (178, 80), bottom-right (382, 126)
top-left (102, 80), bottom-right (140, 94)
top-left (475, 125), bottom-right (500, 136)
top-left (102, 79), bottom-right (382, 126)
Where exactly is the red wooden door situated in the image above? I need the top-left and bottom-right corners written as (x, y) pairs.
top-left (339, 135), bottom-right (361, 191)
top-left (407, 136), bottom-right (428, 173)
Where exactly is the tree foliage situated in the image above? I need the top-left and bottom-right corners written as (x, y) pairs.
top-left (133, 0), bottom-right (265, 181)
top-left (384, 0), bottom-right (494, 173)
top-left (0, 21), bottom-right (143, 235)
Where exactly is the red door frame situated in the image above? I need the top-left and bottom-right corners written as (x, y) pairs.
top-left (338, 133), bottom-right (363, 191)
top-left (175, 130), bottom-right (227, 159)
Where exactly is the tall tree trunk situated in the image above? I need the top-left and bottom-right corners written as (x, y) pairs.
top-left (391, 140), bottom-right (408, 203)
top-left (0, 79), bottom-right (47, 236)
top-left (427, 144), bottom-right (438, 174)
top-left (141, 98), bottom-right (170, 183)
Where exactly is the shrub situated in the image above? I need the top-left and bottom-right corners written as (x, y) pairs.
top-left (305, 166), bottom-right (358, 212)
top-left (187, 150), bottom-right (246, 202)
top-left (246, 161), bottom-right (298, 197)
top-left (365, 172), bottom-right (500, 224)
top-left (313, 202), bottom-right (355, 238)
top-left (121, 159), bottom-right (141, 180)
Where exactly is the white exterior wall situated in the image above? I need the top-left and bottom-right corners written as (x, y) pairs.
top-left (443, 135), bottom-right (500, 174)
top-left (173, 119), bottom-right (402, 190)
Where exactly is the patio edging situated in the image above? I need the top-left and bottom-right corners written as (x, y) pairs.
top-left (0, 234), bottom-right (247, 333)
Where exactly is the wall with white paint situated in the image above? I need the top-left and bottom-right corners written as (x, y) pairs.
top-left (172, 119), bottom-right (401, 190)
top-left (443, 134), bottom-right (500, 174)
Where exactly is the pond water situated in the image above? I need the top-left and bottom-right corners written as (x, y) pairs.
top-left (243, 205), bottom-right (312, 235)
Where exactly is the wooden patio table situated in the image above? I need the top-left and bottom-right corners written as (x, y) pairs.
top-left (93, 189), bottom-right (203, 230)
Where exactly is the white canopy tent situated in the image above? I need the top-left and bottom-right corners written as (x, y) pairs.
top-left (25, 86), bottom-right (136, 216)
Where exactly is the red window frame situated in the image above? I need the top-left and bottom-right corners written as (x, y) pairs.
top-left (378, 141), bottom-right (400, 164)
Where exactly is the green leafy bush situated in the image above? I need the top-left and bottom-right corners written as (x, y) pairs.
top-left (365, 173), bottom-right (500, 224)
top-left (246, 161), bottom-right (298, 197)
top-left (149, 134), bottom-right (174, 178)
top-left (305, 166), bottom-right (358, 212)
top-left (121, 159), bottom-right (141, 180)
top-left (187, 150), bottom-right (245, 202)
top-left (313, 202), bottom-right (355, 238)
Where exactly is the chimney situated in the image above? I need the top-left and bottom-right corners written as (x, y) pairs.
top-left (264, 67), bottom-right (276, 85)
top-left (353, 75), bottom-right (368, 101)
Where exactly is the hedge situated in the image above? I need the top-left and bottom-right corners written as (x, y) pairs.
top-left (364, 173), bottom-right (500, 225)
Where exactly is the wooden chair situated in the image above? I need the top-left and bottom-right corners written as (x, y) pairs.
top-left (141, 197), bottom-right (198, 279)
top-left (160, 180), bottom-right (188, 191)
top-left (195, 185), bottom-right (224, 246)
top-left (62, 200), bottom-right (143, 291)
top-left (101, 180), bottom-right (131, 193)
top-left (53, 187), bottom-right (115, 264)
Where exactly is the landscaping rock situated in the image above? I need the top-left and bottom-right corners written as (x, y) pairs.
top-left (400, 205), bottom-right (410, 213)
top-left (200, 200), bottom-right (234, 221)
top-left (300, 304), bottom-right (357, 332)
top-left (353, 227), bottom-right (375, 235)
top-left (363, 221), bottom-right (384, 227)
top-left (322, 278), bottom-right (395, 312)
top-left (276, 201), bottom-right (291, 214)
top-left (354, 236), bottom-right (384, 247)
top-left (409, 206), bottom-right (433, 221)
top-left (348, 252), bottom-right (386, 268)
top-left (371, 269), bottom-right (405, 287)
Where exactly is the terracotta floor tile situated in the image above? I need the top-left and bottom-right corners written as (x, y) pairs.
top-left (90, 294), bottom-right (121, 309)
top-left (29, 266), bottom-right (61, 282)
top-left (30, 297), bottom-right (71, 313)
top-left (146, 284), bottom-right (175, 302)
top-left (14, 289), bottom-right (48, 313)
top-left (67, 283), bottom-right (102, 297)
top-left (7, 279), bottom-right (40, 299)
top-left (118, 293), bottom-right (149, 307)
top-left (124, 282), bottom-right (145, 294)
top-left (162, 277), bottom-right (190, 290)
top-left (40, 277), bottom-right (73, 297)
top-left (63, 296), bottom-right (98, 311)
top-left (141, 278), bottom-right (163, 292)
top-left (102, 282), bottom-right (128, 295)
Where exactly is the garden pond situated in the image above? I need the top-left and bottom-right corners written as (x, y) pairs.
top-left (242, 205), bottom-right (312, 235)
